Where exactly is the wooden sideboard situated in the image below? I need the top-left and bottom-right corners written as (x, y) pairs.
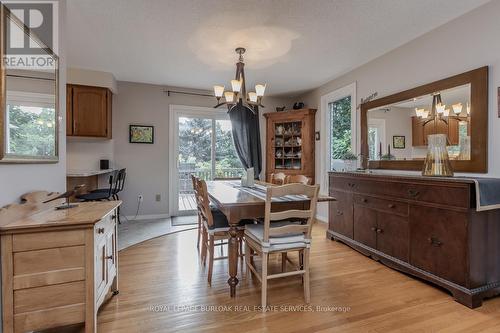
top-left (327, 172), bottom-right (500, 308)
top-left (0, 192), bottom-right (120, 333)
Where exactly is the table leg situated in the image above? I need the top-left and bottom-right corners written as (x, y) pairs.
top-left (228, 226), bottom-right (239, 297)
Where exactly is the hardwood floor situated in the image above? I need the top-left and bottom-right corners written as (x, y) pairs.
top-left (65, 222), bottom-right (500, 332)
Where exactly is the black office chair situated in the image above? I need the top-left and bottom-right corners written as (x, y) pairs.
top-left (91, 168), bottom-right (126, 200)
top-left (76, 170), bottom-right (118, 202)
top-left (89, 169), bottom-right (126, 223)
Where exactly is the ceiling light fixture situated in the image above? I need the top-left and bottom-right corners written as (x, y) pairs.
top-left (213, 47), bottom-right (265, 113)
top-left (416, 92), bottom-right (469, 125)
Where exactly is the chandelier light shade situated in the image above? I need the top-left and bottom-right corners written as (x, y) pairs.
top-left (452, 103), bottom-right (463, 115)
top-left (231, 79), bottom-right (242, 92)
top-left (213, 47), bottom-right (266, 113)
top-left (255, 84), bottom-right (266, 97)
top-left (248, 92), bottom-right (257, 103)
top-left (436, 103), bottom-right (446, 114)
top-left (213, 85), bottom-right (225, 98)
top-left (224, 91), bottom-right (234, 103)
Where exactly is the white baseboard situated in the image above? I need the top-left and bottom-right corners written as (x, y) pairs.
top-left (124, 213), bottom-right (171, 221)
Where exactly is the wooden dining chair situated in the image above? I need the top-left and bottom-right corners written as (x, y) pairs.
top-left (192, 176), bottom-right (249, 285)
top-left (269, 172), bottom-right (287, 185)
top-left (244, 183), bottom-right (319, 311)
top-left (191, 175), bottom-right (203, 249)
top-left (286, 174), bottom-right (312, 185)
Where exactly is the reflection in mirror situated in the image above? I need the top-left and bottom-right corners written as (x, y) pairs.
top-left (367, 83), bottom-right (471, 162)
top-left (5, 71), bottom-right (57, 158)
top-left (1, 7), bottom-right (58, 162)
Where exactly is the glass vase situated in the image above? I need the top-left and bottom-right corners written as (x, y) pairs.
top-left (422, 134), bottom-right (453, 177)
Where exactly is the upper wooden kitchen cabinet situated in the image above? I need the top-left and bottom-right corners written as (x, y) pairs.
top-left (411, 116), bottom-right (469, 146)
top-left (67, 84), bottom-right (112, 138)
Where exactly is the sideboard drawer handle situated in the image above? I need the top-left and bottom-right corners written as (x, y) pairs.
top-left (388, 204), bottom-right (395, 209)
top-left (111, 215), bottom-right (117, 220)
top-left (97, 227), bottom-right (105, 234)
top-left (371, 226), bottom-right (377, 232)
top-left (376, 228), bottom-right (383, 234)
top-left (105, 255), bottom-right (114, 260)
top-left (427, 237), bottom-right (443, 247)
top-left (336, 210), bottom-right (343, 216)
top-left (362, 198), bottom-right (368, 203)
top-left (407, 189), bottom-right (420, 198)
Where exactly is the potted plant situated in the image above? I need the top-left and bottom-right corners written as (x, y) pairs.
top-left (341, 151), bottom-right (358, 171)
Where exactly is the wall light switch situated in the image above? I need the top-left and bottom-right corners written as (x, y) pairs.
top-left (156, 194), bottom-right (161, 202)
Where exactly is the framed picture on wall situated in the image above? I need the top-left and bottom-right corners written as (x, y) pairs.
top-left (393, 135), bottom-right (405, 149)
top-left (129, 125), bottom-right (154, 144)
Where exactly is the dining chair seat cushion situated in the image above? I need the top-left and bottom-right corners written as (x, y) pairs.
top-left (205, 208), bottom-right (255, 230)
top-left (244, 221), bottom-right (310, 251)
top-left (76, 191), bottom-right (112, 201)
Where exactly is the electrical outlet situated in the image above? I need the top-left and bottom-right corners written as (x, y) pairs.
top-left (155, 194), bottom-right (161, 202)
top-left (138, 195), bottom-right (144, 202)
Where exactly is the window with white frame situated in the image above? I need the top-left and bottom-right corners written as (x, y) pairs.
top-left (320, 83), bottom-right (356, 191)
top-left (368, 118), bottom-right (386, 160)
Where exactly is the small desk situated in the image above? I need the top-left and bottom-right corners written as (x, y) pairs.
top-left (66, 169), bottom-right (115, 194)
top-left (206, 181), bottom-right (335, 297)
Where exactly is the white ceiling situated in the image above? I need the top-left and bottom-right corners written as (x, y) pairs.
top-left (66, 0), bottom-right (489, 96)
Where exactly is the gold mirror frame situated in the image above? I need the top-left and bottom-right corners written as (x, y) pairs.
top-left (361, 67), bottom-right (488, 173)
top-left (0, 5), bottom-right (59, 163)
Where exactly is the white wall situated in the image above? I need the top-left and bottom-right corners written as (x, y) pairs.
top-left (67, 67), bottom-right (117, 93)
top-left (298, 0), bottom-right (500, 219)
top-left (0, 0), bottom-right (67, 208)
top-left (113, 81), bottom-right (291, 217)
top-left (369, 107), bottom-right (414, 159)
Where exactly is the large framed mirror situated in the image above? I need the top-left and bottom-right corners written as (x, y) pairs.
top-left (0, 5), bottom-right (59, 163)
top-left (361, 67), bottom-right (488, 173)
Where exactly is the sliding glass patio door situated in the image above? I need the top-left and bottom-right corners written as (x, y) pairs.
top-left (170, 106), bottom-right (243, 216)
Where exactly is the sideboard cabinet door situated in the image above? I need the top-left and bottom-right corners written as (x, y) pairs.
top-left (409, 205), bottom-right (467, 286)
top-left (353, 204), bottom-right (377, 249)
top-left (329, 191), bottom-right (353, 238)
top-left (376, 212), bottom-right (409, 262)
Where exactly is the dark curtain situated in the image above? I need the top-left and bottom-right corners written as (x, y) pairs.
top-left (228, 104), bottom-right (262, 179)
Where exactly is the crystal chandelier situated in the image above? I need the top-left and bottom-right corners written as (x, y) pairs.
top-left (213, 47), bottom-right (266, 114)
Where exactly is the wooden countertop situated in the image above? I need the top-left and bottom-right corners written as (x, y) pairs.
top-left (67, 168), bottom-right (115, 177)
top-left (0, 201), bottom-right (121, 233)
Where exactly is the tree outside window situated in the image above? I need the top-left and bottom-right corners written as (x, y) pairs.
top-left (329, 96), bottom-right (352, 163)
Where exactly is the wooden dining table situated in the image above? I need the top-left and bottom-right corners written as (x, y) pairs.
top-left (206, 180), bottom-right (336, 297)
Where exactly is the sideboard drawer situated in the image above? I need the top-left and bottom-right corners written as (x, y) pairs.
top-left (94, 210), bottom-right (116, 242)
top-left (333, 176), bottom-right (470, 209)
top-left (329, 176), bottom-right (359, 193)
top-left (13, 230), bottom-right (85, 252)
top-left (353, 194), bottom-right (408, 216)
top-left (409, 205), bottom-right (468, 286)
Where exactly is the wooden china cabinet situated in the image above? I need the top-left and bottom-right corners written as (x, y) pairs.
top-left (264, 108), bottom-right (316, 183)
